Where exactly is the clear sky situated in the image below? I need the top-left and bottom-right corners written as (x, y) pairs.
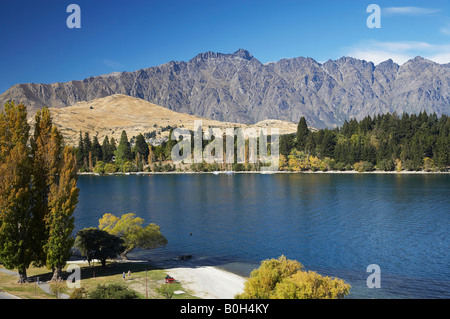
top-left (1, 0), bottom-right (450, 93)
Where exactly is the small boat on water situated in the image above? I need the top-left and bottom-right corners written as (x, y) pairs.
top-left (225, 171), bottom-right (235, 175)
top-left (212, 171), bottom-right (220, 175)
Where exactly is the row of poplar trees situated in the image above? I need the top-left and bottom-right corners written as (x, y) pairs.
top-left (0, 102), bottom-right (79, 283)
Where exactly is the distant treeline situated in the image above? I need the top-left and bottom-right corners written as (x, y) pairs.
top-left (75, 112), bottom-right (449, 173)
top-left (280, 112), bottom-right (449, 172)
top-left (75, 130), bottom-right (176, 173)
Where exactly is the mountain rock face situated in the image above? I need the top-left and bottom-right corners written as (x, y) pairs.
top-left (1, 49), bottom-right (449, 128)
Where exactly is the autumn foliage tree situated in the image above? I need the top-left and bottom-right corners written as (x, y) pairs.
top-left (235, 256), bottom-right (350, 299)
top-left (0, 102), bottom-right (34, 283)
top-left (98, 213), bottom-right (168, 260)
top-left (45, 146), bottom-right (79, 280)
top-left (0, 102), bottom-right (79, 283)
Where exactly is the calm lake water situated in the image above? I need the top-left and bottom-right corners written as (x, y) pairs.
top-left (74, 173), bottom-right (450, 299)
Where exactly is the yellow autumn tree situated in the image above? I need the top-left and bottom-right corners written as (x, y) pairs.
top-left (235, 256), bottom-right (302, 299)
top-left (272, 269), bottom-right (351, 299)
top-left (394, 158), bottom-right (402, 172)
top-left (235, 256), bottom-right (351, 299)
top-left (98, 213), bottom-right (167, 259)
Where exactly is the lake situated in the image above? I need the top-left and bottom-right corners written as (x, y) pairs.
top-left (74, 173), bottom-right (450, 299)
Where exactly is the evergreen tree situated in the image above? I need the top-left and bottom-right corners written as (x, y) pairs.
top-left (296, 117), bottom-right (309, 150)
top-left (135, 133), bottom-right (149, 160)
top-left (279, 133), bottom-right (295, 156)
top-left (92, 135), bottom-right (102, 164)
top-left (102, 135), bottom-right (112, 162)
top-left (110, 137), bottom-right (117, 152)
top-left (83, 132), bottom-right (92, 162)
top-left (116, 130), bottom-right (132, 163)
top-left (76, 131), bottom-right (84, 167)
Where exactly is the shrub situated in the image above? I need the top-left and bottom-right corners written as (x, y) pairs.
top-left (377, 159), bottom-right (394, 171)
top-left (93, 161), bottom-right (106, 174)
top-left (104, 163), bottom-right (117, 174)
top-left (334, 162), bottom-right (346, 171)
top-left (69, 286), bottom-right (88, 299)
top-left (88, 283), bottom-right (139, 299)
top-left (353, 161), bottom-right (374, 172)
top-left (122, 161), bottom-right (135, 173)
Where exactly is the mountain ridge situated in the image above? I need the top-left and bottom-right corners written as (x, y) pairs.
top-left (1, 49), bottom-right (449, 128)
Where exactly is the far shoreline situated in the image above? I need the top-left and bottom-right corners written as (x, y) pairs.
top-left (78, 170), bottom-right (450, 176)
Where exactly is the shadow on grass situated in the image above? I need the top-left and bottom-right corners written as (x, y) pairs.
top-left (71, 260), bottom-right (164, 281)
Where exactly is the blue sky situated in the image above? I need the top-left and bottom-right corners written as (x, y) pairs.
top-left (1, 0), bottom-right (450, 93)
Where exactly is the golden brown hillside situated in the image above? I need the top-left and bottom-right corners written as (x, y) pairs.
top-left (47, 94), bottom-right (298, 145)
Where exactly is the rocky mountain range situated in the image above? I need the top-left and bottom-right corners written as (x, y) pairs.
top-left (1, 49), bottom-right (449, 128)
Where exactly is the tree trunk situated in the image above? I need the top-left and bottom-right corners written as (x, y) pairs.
top-left (51, 267), bottom-right (63, 281)
top-left (120, 250), bottom-right (129, 260)
top-left (17, 269), bottom-right (28, 284)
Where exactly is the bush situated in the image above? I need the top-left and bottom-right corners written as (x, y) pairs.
top-left (353, 161), bottom-right (374, 172)
top-left (93, 161), bottom-right (106, 174)
top-left (104, 163), bottom-right (117, 174)
top-left (155, 283), bottom-right (180, 299)
top-left (334, 162), bottom-right (346, 171)
top-left (122, 161), bottom-right (136, 173)
top-left (404, 159), bottom-right (420, 171)
top-left (88, 283), bottom-right (139, 299)
top-left (69, 286), bottom-right (88, 299)
top-left (423, 157), bottom-right (436, 172)
top-left (377, 159), bottom-right (394, 171)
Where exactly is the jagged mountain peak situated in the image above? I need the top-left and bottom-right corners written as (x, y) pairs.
top-left (0, 49), bottom-right (449, 128)
top-left (232, 49), bottom-right (254, 60)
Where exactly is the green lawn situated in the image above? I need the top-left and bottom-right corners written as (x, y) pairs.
top-left (0, 261), bottom-right (199, 299)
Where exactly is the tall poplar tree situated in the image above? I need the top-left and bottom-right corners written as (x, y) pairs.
top-left (30, 107), bottom-right (63, 266)
top-left (0, 102), bottom-right (79, 283)
top-left (45, 146), bottom-right (79, 281)
top-left (0, 102), bottom-right (34, 283)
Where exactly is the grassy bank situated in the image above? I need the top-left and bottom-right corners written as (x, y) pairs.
top-left (0, 261), bottom-right (199, 299)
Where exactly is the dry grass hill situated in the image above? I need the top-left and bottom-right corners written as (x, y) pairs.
top-left (46, 94), bottom-right (298, 145)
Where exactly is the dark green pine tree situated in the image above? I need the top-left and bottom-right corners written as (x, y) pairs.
top-left (92, 135), bottom-right (103, 164)
top-left (116, 130), bottom-right (133, 163)
top-left (296, 117), bottom-right (309, 150)
top-left (102, 136), bottom-right (112, 162)
top-left (134, 133), bottom-right (149, 160)
top-left (76, 131), bottom-right (84, 166)
top-left (109, 137), bottom-right (117, 153)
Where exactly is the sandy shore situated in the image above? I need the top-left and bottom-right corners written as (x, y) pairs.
top-left (165, 266), bottom-right (246, 299)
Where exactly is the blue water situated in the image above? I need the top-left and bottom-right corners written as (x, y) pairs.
top-left (74, 173), bottom-right (450, 299)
